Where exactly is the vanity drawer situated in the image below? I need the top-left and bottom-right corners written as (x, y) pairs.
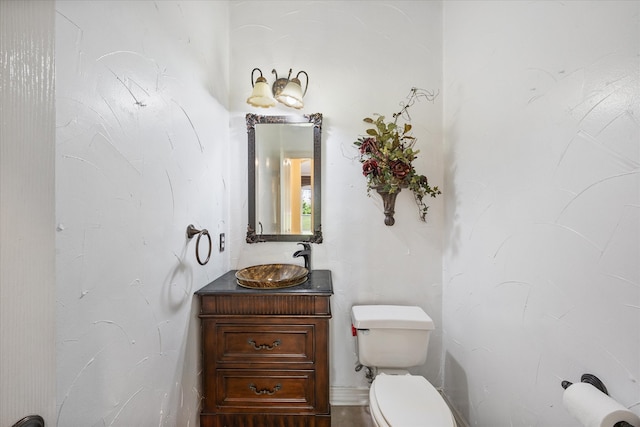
top-left (213, 323), bottom-right (315, 364)
top-left (216, 369), bottom-right (315, 411)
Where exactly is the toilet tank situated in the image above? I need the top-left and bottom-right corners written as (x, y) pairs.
top-left (351, 305), bottom-right (434, 368)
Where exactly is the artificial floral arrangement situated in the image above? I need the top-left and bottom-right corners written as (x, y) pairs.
top-left (354, 87), bottom-right (441, 225)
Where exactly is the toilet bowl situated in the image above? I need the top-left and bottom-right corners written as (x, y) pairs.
top-left (351, 305), bottom-right (457, 427)
top-left (369, 373), bottom-right (457, 427)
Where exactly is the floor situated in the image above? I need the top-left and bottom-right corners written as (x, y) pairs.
top-left (331, 406), bottom-right (376, 427)
top-left (331, 404), bottom-right (466, 427)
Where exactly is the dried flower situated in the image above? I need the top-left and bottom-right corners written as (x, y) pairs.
top-left (390, 160), bottom-right (411, 179)
top-left (362, 159), bottom-right (380, 177)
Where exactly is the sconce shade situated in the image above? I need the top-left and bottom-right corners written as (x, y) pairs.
top-left (247, 68), bottom-right (308, 109)
top-left (276, 77), bottom-right (304, 109)
top-left (247, 76), bottom-right (276, 108)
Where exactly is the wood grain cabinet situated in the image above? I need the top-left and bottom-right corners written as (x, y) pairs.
top-left (196, 270), bottom-right (333, 427)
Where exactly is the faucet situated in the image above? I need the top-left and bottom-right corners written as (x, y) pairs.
top-left (293, 242), bottom-right (311, 271)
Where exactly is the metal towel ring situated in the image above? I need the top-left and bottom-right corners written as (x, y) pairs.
top-left (186, 224), bottom-right (212, 265)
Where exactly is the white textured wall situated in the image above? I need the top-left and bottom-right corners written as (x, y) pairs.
top-left (228, 1), bottom-right (444, 398)
top-left (55, 2), bottom-right (229, 425)
top-left (443, 1), bottom-right (640, 425)
top-left (0, 1), bottom-right (56, 425)
top-left (10, 2), bottom-right (634, 426)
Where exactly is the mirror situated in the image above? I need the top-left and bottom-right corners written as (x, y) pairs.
top-left (246, 113), bottom-right (323, 243)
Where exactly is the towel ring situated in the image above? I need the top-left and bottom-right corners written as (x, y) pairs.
top-left (186, 224), bottom-right (212, 265)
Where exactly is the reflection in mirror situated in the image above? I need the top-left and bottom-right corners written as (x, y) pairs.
top-left (255, 124), bottom-right (312, 235)
top-left (246, 113), bottom-right (322, 243)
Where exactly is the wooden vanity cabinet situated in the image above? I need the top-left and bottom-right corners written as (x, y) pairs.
top-left (196, 270), bottom-right (332, 427)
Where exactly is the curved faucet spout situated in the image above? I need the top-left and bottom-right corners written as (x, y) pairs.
top-left (292, 242), bottom-right (311, 271)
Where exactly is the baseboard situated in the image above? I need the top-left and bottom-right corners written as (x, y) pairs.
top-left (330, 386), bottom-right (370, 406)
top-left (440, 391), bottom-right (470, 427)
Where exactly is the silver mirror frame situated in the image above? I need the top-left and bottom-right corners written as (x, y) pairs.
top-left (246, 113), bottom-right (323, 243)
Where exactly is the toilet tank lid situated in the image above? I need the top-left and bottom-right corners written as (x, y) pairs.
top-left (351, 305), bottom-right (435, 330)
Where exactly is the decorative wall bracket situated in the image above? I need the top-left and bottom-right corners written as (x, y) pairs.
top-left (375, 187), bottom-right (402, 226)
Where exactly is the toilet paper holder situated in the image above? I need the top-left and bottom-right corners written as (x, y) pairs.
top-left (561, 374), bottom-right (635, 427)
top-left (561, 373), bottom-right (608, 394)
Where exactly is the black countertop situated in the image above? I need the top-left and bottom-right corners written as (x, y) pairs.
top-left (195, 269), bottom-right (333, 296)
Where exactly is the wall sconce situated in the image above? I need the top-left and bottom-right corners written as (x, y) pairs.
top-left (247, 68), bottom-right (309, 109)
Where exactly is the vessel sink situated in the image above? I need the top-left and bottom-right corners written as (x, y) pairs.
top-left (235, 264), bottom-right (309, 289)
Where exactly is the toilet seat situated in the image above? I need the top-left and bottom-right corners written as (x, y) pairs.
top-left (369, 374), bottom-right (457, 427)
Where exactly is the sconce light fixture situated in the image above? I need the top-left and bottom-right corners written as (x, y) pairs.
top-left (247, 68), bottom-right (309, 109)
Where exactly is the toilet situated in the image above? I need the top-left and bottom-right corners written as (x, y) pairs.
top-left (351, 305), bottom-right (457, 427)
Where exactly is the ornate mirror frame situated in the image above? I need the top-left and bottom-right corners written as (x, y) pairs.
top-left (246, 113), bottom-right (323, 244)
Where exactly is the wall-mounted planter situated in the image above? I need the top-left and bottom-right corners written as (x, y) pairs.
top-left (375, 186), bottom-right (402, 226)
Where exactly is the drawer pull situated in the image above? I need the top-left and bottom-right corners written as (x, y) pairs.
top-left (248, 339), bottom-right (281, 351)
top-left (248, 383), bottom-right (282, 395)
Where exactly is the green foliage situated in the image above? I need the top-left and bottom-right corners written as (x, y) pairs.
top-left (302, 200), bottom-right (311, 215)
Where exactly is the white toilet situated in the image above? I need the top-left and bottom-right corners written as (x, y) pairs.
top-left (351, 305), bottom-right (457, 427)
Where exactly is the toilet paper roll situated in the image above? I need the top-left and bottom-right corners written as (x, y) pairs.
top-left (563, 382), bottom-right (640, 427)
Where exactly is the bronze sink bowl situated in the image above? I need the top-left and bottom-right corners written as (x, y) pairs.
top-left (235, 264), bottom-right (309, 289)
